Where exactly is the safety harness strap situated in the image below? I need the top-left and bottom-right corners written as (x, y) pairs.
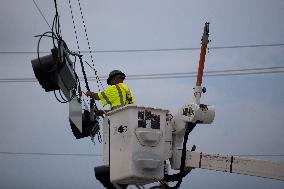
top-left (101, 92), bottom-right (111, 105)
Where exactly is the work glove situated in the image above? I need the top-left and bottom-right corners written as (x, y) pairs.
top-left (85, 90), bottom-right (92, 97)
top-left (95, 109), bottom-right (106, 117)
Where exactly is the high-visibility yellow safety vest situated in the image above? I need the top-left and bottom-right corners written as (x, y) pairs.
top-left (98, 83), bottom-right (135, 110)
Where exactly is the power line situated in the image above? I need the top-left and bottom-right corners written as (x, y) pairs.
top-left (32, 0), bottom-right (52, 31)
top-left (231, 154), bottom-right (284, 157)
top-left (0, 151), bottom-right (102, 157)
top-left (0, 43), bottom-right (283, 54)
top-left (0, 66), bottom-right (283, 83)
top-left (92, 43), bottom-right (284, 53)
top-left (1, 70), bottom-right (282, 83)
top-left (0, 151), bottom-right (283, 157)
top-left (210, 43), bottom-right (284, 50)
top-left (114, 70), bottom-right (284, 81)
top-left (125, 66), bottom-right (284, 77)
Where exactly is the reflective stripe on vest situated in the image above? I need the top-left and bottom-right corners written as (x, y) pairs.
top-left (118, 84), bottom-right (133, 105)
top-left (115, 84), bottom-right (124, 107)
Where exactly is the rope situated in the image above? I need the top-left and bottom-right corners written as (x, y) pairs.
top-left (76, 0), bottom-right (104, 91)
top-left (68, 0), bottom-right (81, 54)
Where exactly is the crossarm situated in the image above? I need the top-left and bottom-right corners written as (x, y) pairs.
top-left (184, 151), bottom-right (284, 181)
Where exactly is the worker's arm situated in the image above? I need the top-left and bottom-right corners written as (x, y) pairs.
top-left (86, 91), bottom-right (100, 100)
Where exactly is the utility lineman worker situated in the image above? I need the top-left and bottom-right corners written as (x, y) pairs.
top-left (89, 70), bottom-right (133, 189)
top-left (86, 70), bottom-right (135, 113)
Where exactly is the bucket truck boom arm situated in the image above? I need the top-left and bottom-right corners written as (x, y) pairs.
top-left (171, 150), bottom-right (284, 181)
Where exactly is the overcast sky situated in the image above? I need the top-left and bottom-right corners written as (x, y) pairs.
top-left (0, 0), bottom-right (284, 188)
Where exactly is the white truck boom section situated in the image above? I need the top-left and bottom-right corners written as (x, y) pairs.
top-left (175, 150), bottom-right (284, 181)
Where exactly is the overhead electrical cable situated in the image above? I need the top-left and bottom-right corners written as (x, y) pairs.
top-left (121, 70), bottom-right (284, 81)
top-left (0, 43), bottom-right (283, 54)
top-left (0, 151), bottom-right (283, 157)
top-left (125, 66), bottom-right (284, 77)
top-left (0, 151), bottom-right (102, 157)
top-left (1, 66), bottom-right (284, 83)
top-left (32, 0), bottom-right (52, 30)
top-left (1, 70), bottom-right (284, 83)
